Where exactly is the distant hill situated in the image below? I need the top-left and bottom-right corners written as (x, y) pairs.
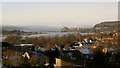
top-left (60, 21), bottom-right (120, 32)
top-left (60, 27), bottom-right (93, 33)
top-left (93, 21), bottom-right (120, 32)
top-left (1, 21), bottom-right (119, 32)
top-left (1, 26), bottom-right (27, 31)
top-left (61, 27), bottom-right (78, 32)
top-left (1, 25), bottom-right (60, 32)
top-left (26, 25), bottom-right (60, 32)
top-left (1, 26), bottom-right (19, 30)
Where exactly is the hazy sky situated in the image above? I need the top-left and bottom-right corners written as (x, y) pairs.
top-left (2, 2), bottom-right (118, 27)
top-left (1, 0), bottom-right (119, 2)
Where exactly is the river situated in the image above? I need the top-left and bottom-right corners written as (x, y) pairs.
top-left (1, 32), bottom-right (94, 41)
top-left (22, 32), bottom-right (93, 38)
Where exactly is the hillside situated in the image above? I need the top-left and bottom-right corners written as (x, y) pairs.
top-left (93, 21), bottom-right (120, 32)
top-left (60, 21), bottom-right (120, 32)
top-left (60, 27), bottom-right (93, 33)
top-left (1, 21), bottom-right (120, 33)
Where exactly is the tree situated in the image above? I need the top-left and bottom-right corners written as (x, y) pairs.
top-left (4, 35), bottom-right (22, 45)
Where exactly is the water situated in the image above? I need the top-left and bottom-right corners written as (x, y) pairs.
top-left (22, 32), bottom-right (93, 38)
top-left (0, 32), bottom-right (94, 40)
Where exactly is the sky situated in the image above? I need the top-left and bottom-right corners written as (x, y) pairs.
top-left (1, 1), bottom-right (119, 27)
top-left (1, 0), bottom-right (119, 2)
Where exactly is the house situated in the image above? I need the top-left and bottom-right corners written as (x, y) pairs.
top-left (79, 48), bottom-right (94, 59)
top-left (80, 48), bottom-right (93, 55)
